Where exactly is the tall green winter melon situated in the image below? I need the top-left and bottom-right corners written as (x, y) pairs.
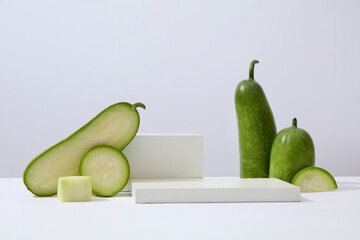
top-left (235, 60), bottom-right (277, 178)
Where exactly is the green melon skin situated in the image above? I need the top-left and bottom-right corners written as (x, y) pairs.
top-left (23, 102), bottom-right (145, 197)
top-left (235, 60), bottom-right (277, 178)
top-left (79, 145), bottom-right (130, 197)
top-left (269, 118), bottom-right (315, 183)
top-left (291, 166), bottom-right (337, 192)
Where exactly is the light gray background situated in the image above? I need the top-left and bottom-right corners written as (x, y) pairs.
top-left (1, 0), bottom-right (359, 178)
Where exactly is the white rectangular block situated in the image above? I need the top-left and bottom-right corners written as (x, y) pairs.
top-left (121, 134), bottom-right (203, 192)
top-left (132, 178), bottom-right (301, 203)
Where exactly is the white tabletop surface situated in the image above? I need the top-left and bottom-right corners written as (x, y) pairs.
top-left (1, 177), bottom-right (359, 240)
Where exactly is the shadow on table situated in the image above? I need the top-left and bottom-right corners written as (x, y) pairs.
top-left (91, 197), bottom-right (109, 202)
top-left (336, 181), bottom-right (360, 191)
top-left (300, 196), bottom-right (313, 202)
top-left (32, 195), bottom-right (110, 202)
top-left (33, 195), bottom-right (56, 198)
top-left (111, 192), bottom-right (132, 198)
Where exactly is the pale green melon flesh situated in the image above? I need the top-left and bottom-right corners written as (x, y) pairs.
top-left (79, 146), bottom-right (130, 197)
top-left (291, 167), bottom-right (338, 192)
top-left (24, 103), bottom-right (140, 196)
top-left (57, 176), bottom-right (92, 202)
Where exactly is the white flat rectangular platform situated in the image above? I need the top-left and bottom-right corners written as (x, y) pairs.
top-left (132, 178), bottom-right (301, 203)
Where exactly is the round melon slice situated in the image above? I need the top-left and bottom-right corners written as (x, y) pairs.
top-left (291, 167), bottom-right (337, 192)
top-left (79, 145), bottom-right (130, 197)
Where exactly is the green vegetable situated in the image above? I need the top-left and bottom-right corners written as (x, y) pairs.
top-left (269, 118), bottom-right (315, 183)
top-left (292, 167), bottom-right (337, 192)
top-left (235, 60), bottom-right (277, 178)
top-left (79, 145), bottom-right (130, 197)
top-left (57, 176), bottom-right (92, 202)
top-left (23, 102), bottom-right (145, 196)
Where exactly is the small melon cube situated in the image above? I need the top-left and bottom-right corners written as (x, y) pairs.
top-left (57, 176), bottom-right (92, 202)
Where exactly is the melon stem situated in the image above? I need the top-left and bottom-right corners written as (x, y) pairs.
top-left (292, 118), bottom-right (297, 127)
top-left (249, 60), bottom-right (259, 80)
top-left (132, 102), bottom-right (146, 111)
